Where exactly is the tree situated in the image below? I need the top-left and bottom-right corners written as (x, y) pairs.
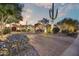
top-left (57, 18), bottom-right (79, 33)
top-left (0, 3), bottom-right (23, 24)
top-left (39, 18), bottom-right (49, 24)
top-left (53, 25), bottom-right (60, 34)
top-left (0, 3), bottom-right (23, 39)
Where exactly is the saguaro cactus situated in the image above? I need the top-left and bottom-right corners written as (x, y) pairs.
top-left (49, 3), bottom-right (58, 21)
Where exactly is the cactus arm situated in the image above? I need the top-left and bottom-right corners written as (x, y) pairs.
top-left (49, 9), bottom-right (52, 19)
top-left (54, 8), bottom-right (58, 19)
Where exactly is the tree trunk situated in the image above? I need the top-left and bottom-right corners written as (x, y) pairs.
top-left (0, 15), bottom-right (4, 40)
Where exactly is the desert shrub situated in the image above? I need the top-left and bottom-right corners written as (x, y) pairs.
top-left (62, 30), bottom-right (69, 34)
top-left (12, 27), bottom-right (16, 31)
top-left (67, 32), bottom-right (78, 38)
top-left (21, 29), bottom-right (26, 32)
top-left (35, 29), bottom-right (44, 33)
top-left (61, 29), bottom-right (78, 38)
top-left (27, 29), bottom-right (31, 32)
top-left (53, 27), bottom-right (60, 34)
top-left (3, 27), bottom-right (11, 34)
top-left (0, 41), bottom-right (10, 56)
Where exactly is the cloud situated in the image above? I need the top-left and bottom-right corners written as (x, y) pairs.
top-left (21, 7), bottom-right (41, 25)
top-left (21, 3), bottom-right (79, 25)
top-left (54, 3), bottom-right (79, 24)
top-left (21, 3), bottom-right (72, 25)
top-left (34, 3), bottom-right (79, 18)
top-left (21, 8), bottom-right (33, 24)
top-left (27, 9), bottom-right (32, 13)
top-left (34, 3), bottom-right (51, 9)
top-left (32, 3), bottom-right (68, 18)
top-left (57, 3), bottom-right (74, 18)
top-left (58, 3), bottom-right (79, 18)
top-left (34, 3), bottom-right (68, 18)
top-left (34, 3), bottom-right (67, 9)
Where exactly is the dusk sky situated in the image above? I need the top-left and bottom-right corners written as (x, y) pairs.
top-left (21, 3), bottom-right (79, 25)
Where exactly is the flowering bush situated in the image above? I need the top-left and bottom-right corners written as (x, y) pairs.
top-left (3, 27), bottom-right (11, 34)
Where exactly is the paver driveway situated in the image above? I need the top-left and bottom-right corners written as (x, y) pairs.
top-left (27, 33), bottom-right (75, 56)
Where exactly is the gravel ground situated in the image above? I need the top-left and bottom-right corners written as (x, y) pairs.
top-left (2, 33), bottom-right (39, 56)
top-left (17, 44), bottom-right (39, 56)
